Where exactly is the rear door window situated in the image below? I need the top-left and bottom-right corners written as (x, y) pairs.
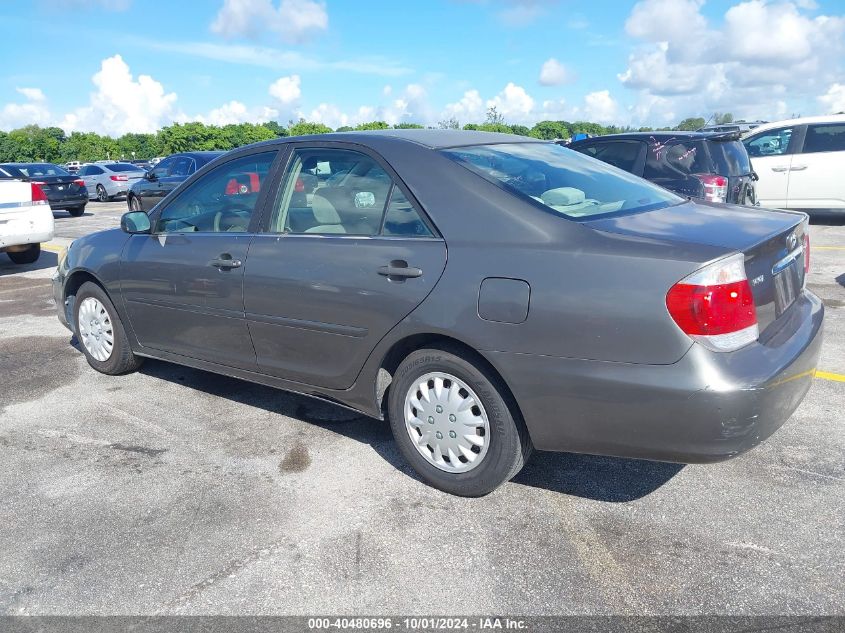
top-left (572, 141), bottom-right (644, 174)
top-left (801, 124), bottom-right (845, 154)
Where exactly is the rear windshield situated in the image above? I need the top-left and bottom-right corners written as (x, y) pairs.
top-left (6, 163), bottom-right (70, 177)
top-left (106, 163), bottom-right (144, 172)
top-left (708, 140), bottom-right (752, 176)
top-left (442, 142), bottom-right (681, 219)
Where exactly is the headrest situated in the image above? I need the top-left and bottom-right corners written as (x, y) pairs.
top-left (311, 192), bottom-right (342, 224)
top-left (541, 187), bottom-right (586, 206)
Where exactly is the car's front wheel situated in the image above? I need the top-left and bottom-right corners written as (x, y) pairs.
top-left (128, 195), bottom-right (141, 212)
top-left (7, 243), bottom-right (40, 265)
top-left (388, 346), bottom-right (532, 496)
top-left (73, 281), bottom-right (143, 375)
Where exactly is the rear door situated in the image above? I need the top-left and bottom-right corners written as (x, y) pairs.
top-left (785, 122), bottom-right (845, 212)
top-left (120, 149), bottom-right (280, 370)
top-left (743, 126), bottom-right (797, 209)
top-left (243, 144), bottom-right (447, 390)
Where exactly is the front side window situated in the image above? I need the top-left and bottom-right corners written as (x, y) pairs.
top-left (170, 157), bottom-right (193, 177)
top-left (151, 157), bottom-right (173, 179)
top-left (270, 148), bottom-right (431, 236)
top-left (572, 141), bottom-right (643, 173)
top-left (744, 128), bottom-right (793, 157)
top-left (156, 151), bottom-right (276, 234)
top-left (444, 142), bottom-right (681, 219)
top-left (802, 124), bottom-right (845, 154)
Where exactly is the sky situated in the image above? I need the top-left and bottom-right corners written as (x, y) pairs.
top-left (1, 0), bottom-right (844, 136)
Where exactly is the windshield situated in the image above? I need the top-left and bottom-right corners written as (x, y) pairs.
top-left (442, 142), bottom-right (681, 219)
top-left (106, 163), bottom-right (144, 172)
top-left (9, 163), bottom-right (70, 177)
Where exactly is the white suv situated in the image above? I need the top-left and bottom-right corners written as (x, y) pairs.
top-left (0, 175), bottom-right (55, 264)
top-left (743, 114), bottom-right (845, 214)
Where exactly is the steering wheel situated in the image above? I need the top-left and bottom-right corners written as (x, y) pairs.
top-left (213, 205), bottom-right (252, 232)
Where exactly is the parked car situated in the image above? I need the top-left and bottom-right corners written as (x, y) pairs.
top-left (567, 131), bottom-right (758, 206)
top-left (0, 173), bottom-right (54, 264)
top-left (742, 114), bottom-right (845, 214)
top-left (129, 159), bottom-right (151, 172)
top-left (53, 130), bottom-right (823, 496)
top-left (127, 152), bottom-right (223, 212)
top-left (65, 160), bottom-right (82, 173)
top-left (697, 121), bottom-right (766, 134)
top-left (0, 162), bottom-right (88, 216)
top-left (78, 162), bottom-right (145, 202)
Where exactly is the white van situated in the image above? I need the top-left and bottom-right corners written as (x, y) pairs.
top-left (743, 114), bottom-right (845, 214)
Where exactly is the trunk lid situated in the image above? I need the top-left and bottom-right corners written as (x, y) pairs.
top-left (586, 201), bottom-right (806, 336)
top-left (0, 179), bottom-right (33, 213)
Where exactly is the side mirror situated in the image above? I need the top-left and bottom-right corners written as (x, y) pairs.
top-left (121, 211), bottom-right (151, 234)
top-left (145, 170), bottom-right (157, 181)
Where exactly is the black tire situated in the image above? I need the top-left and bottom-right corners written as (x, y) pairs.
top-left (68, 206), bottom-right (85, 217)
top-left (73, 281), bottom-right (143, 375)
top-left (128, 195), bottom-right (141, 212)
top-left (7, 243), bottom-right (41, 265)
top-left (388, 346), bottom-right (532, 496)
top-left (96, 185), bottom-right (110, 202)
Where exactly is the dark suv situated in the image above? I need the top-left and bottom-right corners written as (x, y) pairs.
top-left (567, 132), bottom-right (757, 206)
top-left (127, 151), bottom-right (223, 212)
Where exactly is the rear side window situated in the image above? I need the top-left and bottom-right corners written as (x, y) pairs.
top-left (572, 141), bottom-right (643, 173)
top-left (105, 163), bottom-right (143, 173)
top-left (802, 124), bottom-right (845, 154)
top-left (744, 128), bottom-right (793, 157)
top-left (708, 140), bottom-right (752, 176)
top-left (644, 140), bottom-right (708, 179)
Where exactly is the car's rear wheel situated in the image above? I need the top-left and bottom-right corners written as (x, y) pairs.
top-left (7, 243), bottom-right (40, 265)
top-left (73, 281), bottom-right (142, 375)
top-left (388, 346), bottom-right (532, 496)
top-left (68, 206), bottom-right (85, 217)
top-left (96, 185), bottom-right (110, 202)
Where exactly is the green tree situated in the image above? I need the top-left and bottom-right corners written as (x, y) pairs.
top-left (714, 112), bottom-right (733, 125)
top-left (676, 117), bottom-right (706, 131)
top-left (438, 117), bottom-right (460, 130)
top-left (485, 106), bottom-right (505, 126)
top-left (288, 120), bottom-right (333, 136)
top-left (509, 124), bottom-right (531, 137)
top-left (335, 126), bottom-right (355, 132)
top-left (260, 121), bottom-right (289, 137)
top-left (393, 122), bottom-right (424, 129)
top-left (529, 120), bottom-right (570, 140)
top-left (355, 121), bottom-right (390, 130)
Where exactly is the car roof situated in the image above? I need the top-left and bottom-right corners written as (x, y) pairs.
top-left (568, 131), bottom-right (737, 144)
top-left (268, 129), bottom-right (547, 150)
top-left (744, 113), bottom-right (845, 135)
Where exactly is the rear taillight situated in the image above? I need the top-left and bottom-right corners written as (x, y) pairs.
top-left (31, 183), bottom-right (49, 205)
top-left (74, 179), bottom-right (85, 187)
top-left (110, 174), bottom-right (128, 181)
top-left (694, 173), bottom-right (728, 203)
top-left (666, 253), bottom-right (758, 352)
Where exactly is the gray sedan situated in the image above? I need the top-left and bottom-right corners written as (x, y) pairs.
top-left (78, 162), bottom-right (145, 202)
top-left (52, 130), bottom-right (824, 496)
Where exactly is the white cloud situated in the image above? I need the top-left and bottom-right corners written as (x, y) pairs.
top-left (619, 0), bottom-right (845, 124)
top-left (819, 83), bottom-right (845, 113)
top-left (211, 0), bottom-right (328, 44)
top-left (195, 100), bottom-right (279, 126)
top-left (538, 58), bottom-right (571, 86)
top-left (58, 55), bottom-right (179, 135)
top-left (442, 89), bottom-right (485, 123)
top-left (582, 90), bottom-right (619, 124)
top-left (383, 85), bottom-right (393, 96)
top-left (486, 82), bottom-right (535, 122)
top-left (269, 74), bottom-right (301, 104)
top-left (497, 0), bottom-right (556, 27)
top-left (0, 88), bottom-right (52, 131)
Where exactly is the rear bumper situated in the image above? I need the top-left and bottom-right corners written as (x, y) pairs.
top-left (0, 205), bottom-right (55, 250)
top-left (488, 291), bottom-right (825, 462)
top-left (48, 194), bottom-right (87, 209)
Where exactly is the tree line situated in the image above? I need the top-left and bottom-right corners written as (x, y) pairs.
top-left (0, 109), bottom-right (734, 164)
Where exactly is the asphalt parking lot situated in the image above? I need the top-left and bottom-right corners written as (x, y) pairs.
top-left (0, 200), bottom-right (843, 615)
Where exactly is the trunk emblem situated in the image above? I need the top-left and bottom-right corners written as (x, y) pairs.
top-left (751, 275), bottom-right (765, 286)
top-left (786, 233), bottom-right (798, 250)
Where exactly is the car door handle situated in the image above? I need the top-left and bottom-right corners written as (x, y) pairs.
top-left (378, 261), bottom-right (422, 279)
top-left (211, 254), bottom-right (242, 269)
top-left (771, 166), bottom-right (789, 172)
top-left (789, 164), bottom-right (808, 171)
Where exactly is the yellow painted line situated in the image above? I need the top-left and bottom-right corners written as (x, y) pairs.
top-left (41, 244), bottom-right (65, 253)
top-left (814, 246), bottom-right (845, 250)
top-left (816, 371), bottom-right (845, 383)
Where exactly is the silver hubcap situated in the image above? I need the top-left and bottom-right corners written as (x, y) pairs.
top-left (77, 297), bottom-right (114, 362)
top-left (403, 372), bottom-right (490, 473)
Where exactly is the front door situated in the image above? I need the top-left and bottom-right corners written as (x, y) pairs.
top-left (120, 149), bottom-right (279, 370)
top-left (243, 145), bottom-right (447, 390)
top-left (743, 126), bottom-right (796, 209)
